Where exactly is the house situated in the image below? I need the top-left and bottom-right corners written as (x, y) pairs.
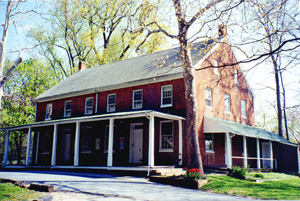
top-left (2, 26), bottom-right (300, 174)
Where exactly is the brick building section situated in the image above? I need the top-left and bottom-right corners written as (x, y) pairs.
top-left (194, 37), bottom-right (255, 167)
top-left (36, 79), bottom-right (186, 122)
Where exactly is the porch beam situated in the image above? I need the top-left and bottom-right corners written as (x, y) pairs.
top-left (256, 138), bottom-right (261, 169)
top-left (51, 124), bottom-right (58, 166)
top-left (74, 122), bottom-right (81, 166)
top-left (3, 130), bottom-right (10, 167)
top-left (25, 127), bottom-right (32, 166)
top-left (270, 141), bottom-right (273, 169)
top-left (148, 115), bottom-right (155, 167)
top-left (243, 136), bottom-right (247, 168)
top-left (225, 132), bottom-right (232, 168)
top-left (107, 118), bottom-right (114, 167)
top-left (178, 120), bottom-right (183, 166)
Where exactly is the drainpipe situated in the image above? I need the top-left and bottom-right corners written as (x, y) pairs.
top-left (95, 89), bottom-right (98, 114)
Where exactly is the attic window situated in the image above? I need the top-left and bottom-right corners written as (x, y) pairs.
top-left (45, 103), bottom-right (53, 120)
top-left (85, 97), bottom-right (93, 115)
top-left (107, 94), bottom-right (116, 112)
top-left (161, 85), bottom-right (172, 107)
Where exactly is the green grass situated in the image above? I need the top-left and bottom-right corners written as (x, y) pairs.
top-left (0, 182), bottom-right (42, 201)
top-left (202, 175), bottom-right (300, 200)
top-left (247, 172), bottom-right (299, 180)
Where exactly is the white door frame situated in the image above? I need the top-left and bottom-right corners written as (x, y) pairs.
top-left (129, 123), bottom-right (143, 164)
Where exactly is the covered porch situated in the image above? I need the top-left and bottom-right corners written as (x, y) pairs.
top-left (204, 116), bottom-right (300, 173)
top-left (1, 110), bottom-right (185, 174)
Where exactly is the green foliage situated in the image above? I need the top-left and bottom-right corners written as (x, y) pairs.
top-left (254, 173), bottom-right (264, 179)
top-left (228, 166), bottom-right (248, 180)
top-left (202, 175), bottom-right (300, 200)
top-left (0, 181), bottom-right (42, 201)
top-left (182, 167), bottom-right (206, 180)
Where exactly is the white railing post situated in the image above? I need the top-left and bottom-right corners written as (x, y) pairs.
top-left (178, 120), bottom-right (183, 166)
top-left (225, 132), bottom-right (232, 168)
top-left (74, 122), bottom-right (80, 166)
top-left (3, 130), bottom-right (10, 167)
top-left (243, 136), bottom-right (248, 168)
top-left (25, 127), bottom-right (32, 166)
top-left (107, 118), bottom-right (114, 167)
top-left (51, 124), bottom-right (58, 166)
top-left (256, 138), bottom-right (261, 169)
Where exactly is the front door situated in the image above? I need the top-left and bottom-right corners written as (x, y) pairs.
top-left (261, 142), bottom-right (271, 168)
top-left (129, 123), bottom-right (143, 164)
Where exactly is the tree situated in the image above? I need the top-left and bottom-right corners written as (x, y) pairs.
top-left (29, 0), bottom-right (168, 79)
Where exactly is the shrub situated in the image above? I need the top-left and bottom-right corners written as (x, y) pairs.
top-left (228, 166), bottom-right (248, 180)
top-left (254, 173), bottom-right (264, 179)
top-left (182, 167), bottom-right (206, 180)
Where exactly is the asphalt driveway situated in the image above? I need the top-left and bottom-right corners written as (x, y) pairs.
top-left (0, 170), bottom-right (253, 201)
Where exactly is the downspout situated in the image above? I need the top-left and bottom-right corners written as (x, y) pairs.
top-left (34, 102), bottom-right (37, 122)
top-left (95, 89), bottom-right (98, 114)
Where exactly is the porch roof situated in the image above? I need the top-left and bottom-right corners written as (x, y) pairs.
top-left (204, 116), bottom-right (296, 146)
top-left (1, 110), bottom-right (185, 131)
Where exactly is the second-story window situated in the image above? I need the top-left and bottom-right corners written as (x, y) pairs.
top-left (214, 60), bottom-right (218, 75)
top-left (64, 100), bottom-right (72, 117)
top-left (224, 94), bottom-right (230, 113)
top-left (85, 97), bottom-right (93, 115)
top-left (205, 87), bottom-right (212, 107)
top-left (45, 103), bottom-right (53, 120)
top-left (133, 89), bottom-right (143, 109)
top-left (241, 99), bottom-right (247, 118)
top-left (161, 85), bottom-right (172, 107)
top-left (107, 94), bottom-right (116, 112)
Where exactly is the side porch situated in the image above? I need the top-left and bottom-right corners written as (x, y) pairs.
top-left (203, 116), bottom-right (300, 173)
top-left (1, 110), bottom-right (186, 175)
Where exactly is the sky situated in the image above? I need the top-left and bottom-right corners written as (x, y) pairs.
top-left (1, 0), bottom-right (299, 122)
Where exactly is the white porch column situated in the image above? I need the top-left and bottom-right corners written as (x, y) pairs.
top-left (178, 120), bottom-right (183, 166)
top-left (148, 115), bottom-right (155, 167)
top-left (3, 130), bottom-right (10, 166)
top-left (35, 132), bottom-right (40, 164)
top-left (74, 122), bottom-right (80, 166)
top-left (25, 127), bottom-right (32, 166)
top-left (297, 145), bottom-right (300, 174)
top-left (51, 124), bottom-right (58, 166)
top-left (243, 136), bottom-right (248, 168)
top-left (107, 118), bottom-right (114, 167)
top-left (256, 138), bottom-right (261, 169)
top-left (270, 141), bottom-right (273, 169)
top-left (225, 132), bottom-right (232, 168)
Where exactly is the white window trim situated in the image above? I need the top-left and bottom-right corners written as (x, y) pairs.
top-left (64, 100), bottom-right (72, 117)
top-left (107, 93), bottom-right (116, 112)
top-left (85, 97), bottom-right (93, 115)
top-left (159, 120), bottom-right (174, 152)
top-left (161, 85), bottom-right (173, 108)
top-left (224, 94), bottom-right (231, 114)
top-left (214, 60), bottom-right (218, 75)
top-left (205, 133), bottom-right (214, 153)
top-left (132, 89), bottom-right (143, 109)
top-left (241, 99), bottom-right (247, 119)
top-left (205, 87), bottom-right (213, 108)
top-left (45, 103), bottom-right (53, 120)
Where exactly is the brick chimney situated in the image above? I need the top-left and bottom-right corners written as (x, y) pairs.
top-left (218, 25), bottom-right (227, 37)
top-left (78, 61), bottom-right (86, 71)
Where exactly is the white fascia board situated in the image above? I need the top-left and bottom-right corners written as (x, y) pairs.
top-left (35, 73), bottom-right (183, 103)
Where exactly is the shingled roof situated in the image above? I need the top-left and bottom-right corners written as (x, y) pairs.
top-left (35, 38), bottom-right (220, 102)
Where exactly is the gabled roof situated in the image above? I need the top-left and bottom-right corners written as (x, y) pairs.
top-left (35, 38), bottom-right (220, 102)
top-left (204, 116), bottom-right (295, 146)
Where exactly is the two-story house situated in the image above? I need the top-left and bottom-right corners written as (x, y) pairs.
top-left (2, 26), bottom-right (299, 174)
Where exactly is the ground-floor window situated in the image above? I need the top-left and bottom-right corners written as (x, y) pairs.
top-left (160, 121), bottom-right (173, 152)
top-left (205, 133), bottom-right (214, 153)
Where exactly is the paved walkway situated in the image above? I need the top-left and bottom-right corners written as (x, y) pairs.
top-left (0, 171), bottom-right (253, 201)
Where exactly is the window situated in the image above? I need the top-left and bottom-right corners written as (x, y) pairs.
top-left (224, 94), bottom-right (230, 113)
top-left (64, 100), bottom-right (72, 117)
top-left (205, 87), bottom-right (212, 107)
top-left (133, 89), bottom-right (143, 109)
top-left (205, 134), bottom-right (214, 153)
top-left (85, 97), bottom-right (93, 115)
top-left (45, 103), bottom-right (53, 120)
top-left (161, 85), bottom-right (172, 107)
top-left (214, 60), bottom-right (218, 75)
top-left (160, 121), bottom-right (173, 151)
top-left (241, 99), bottom-right (247, 118)
top-left (234, 69), bottom-right (238, 84)
top-left (107, 94), bottom-right (116, 112)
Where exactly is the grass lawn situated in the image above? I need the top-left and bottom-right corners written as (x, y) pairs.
top-left (202, 174), bottom-right (300, 200)
top-left (0, 181), bottom-right (42, 201)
